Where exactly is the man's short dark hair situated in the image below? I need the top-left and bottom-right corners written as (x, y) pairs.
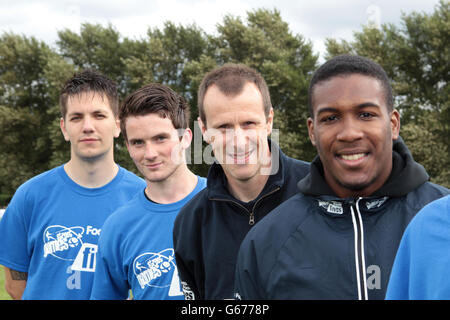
top-left (119, 83), bottom-right (190, 142)
top-left (308, 55), bottom-right (394, 117)
top-left (59, 69), bottom-right (119, 119)
top-left (197, 63), bottom-right (272, 125)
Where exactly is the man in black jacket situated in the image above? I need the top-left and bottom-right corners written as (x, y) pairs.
top-left (234, 55), bottom-right (449, 300)
top-left (173, 64), bottom-right (310, 299)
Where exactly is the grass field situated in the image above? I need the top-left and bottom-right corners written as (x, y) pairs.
top-left (0, 269), bottom-right (11, 300)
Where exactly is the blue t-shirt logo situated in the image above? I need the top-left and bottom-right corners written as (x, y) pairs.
top-left (132, 248), bottom-right (183, 297)
top-left (133, 248), bottom-right (176, 289)
top-left (43, 225), bottom-right (84, 260)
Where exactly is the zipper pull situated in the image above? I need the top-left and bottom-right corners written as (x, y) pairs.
top-left (249, 212), bottom-right (255, 225)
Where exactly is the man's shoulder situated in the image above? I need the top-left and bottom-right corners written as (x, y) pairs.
top-left (405, 181), bottom-right (450, 210)
top-left (284, 154), bottom-right (310, 167)
top-left (177, 187), bottom-right (209, 216)
top-left (281, 154), bottom-right (310, 178)
top-left (238, 193), bottom-right (314, 277)
top-left (118, 167), bottom-right (146, 186)
top-left (174, 187), bottom-right (210, 231)
top-left (408, 194), bottom-right (450, 232)
top-left (101, 193), bottom-right (142, 233)
top-left (246, 193), bottom-right (312, 244)
top-left (14, 166), bottom-right (63, 196)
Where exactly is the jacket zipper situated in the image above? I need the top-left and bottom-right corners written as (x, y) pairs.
top-left (211, 187), bottom-right (281, 225)
top-left (350, 197), bottom-right (368, 300)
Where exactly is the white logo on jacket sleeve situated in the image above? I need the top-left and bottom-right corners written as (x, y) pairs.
top-left (133, 248), bottom-right (183, 296)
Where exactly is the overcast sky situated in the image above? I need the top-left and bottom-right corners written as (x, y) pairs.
top-left (0, 0), bottom-right (441, 60)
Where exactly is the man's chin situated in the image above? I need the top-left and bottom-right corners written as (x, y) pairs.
top-left (76, 150), bottom-right (107, 163)
top-left (224, 163), bottom-right (260, 181)
top-left (337, 176), bottom-right (376, 194)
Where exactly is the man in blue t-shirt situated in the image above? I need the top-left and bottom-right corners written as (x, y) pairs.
top-left (90, 83), bottom-right (206, 300)
top-left (0, 70), bottom-right (145, 299)
top-left (386, 195), bottom-right (450, 299)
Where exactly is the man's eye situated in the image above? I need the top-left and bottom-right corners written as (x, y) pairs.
top-left (321, 115), bottom-right (338, 122)
top-left (131, 140), bottom-right (144, 146)
top-left (360, 112), bottom-right (374, 119)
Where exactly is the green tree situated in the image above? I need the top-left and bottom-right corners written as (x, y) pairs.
top-left (0, 33), bottom-right (61, 205)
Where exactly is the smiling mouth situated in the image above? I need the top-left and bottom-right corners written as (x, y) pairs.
top-left (227, 150), bottom-right (254, 163)
top-left (339, 153), bottom-right (367, 161)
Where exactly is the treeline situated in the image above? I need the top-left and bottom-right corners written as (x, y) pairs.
top-left (0, 1), bottom-right (448, 205)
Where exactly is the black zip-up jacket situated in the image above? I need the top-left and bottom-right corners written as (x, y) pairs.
top-left (173, 141), bottom-right (310, 299)
top-left (234, 138), bottom-right (449, 300)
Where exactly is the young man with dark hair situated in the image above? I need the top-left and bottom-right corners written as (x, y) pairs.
top-left (234, 55), bottom-right (449, 300)
top-left (173, 63), bottom-right (310, 300)
top-left (90, 83), bottom-right (206, 300)
top-left (0, 70), bottom-right (146, 299)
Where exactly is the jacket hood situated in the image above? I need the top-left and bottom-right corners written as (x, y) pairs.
top-left (297, 136), bottom-right (429, 198)
top-left (206, 139), bottom-right (286, 200)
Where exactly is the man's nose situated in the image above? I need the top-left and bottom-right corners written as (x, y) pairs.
top-left (233, 127), bottom-right (248, 145)
top-left (82, 116), bottom-right (95, 133)
top-left (336, 117), bottom-right (364, 142)
top-left (144, 144), bottom-right (158, 160)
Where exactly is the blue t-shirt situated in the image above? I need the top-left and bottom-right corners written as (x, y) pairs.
top-left (0, 165), bottom-right (145, 300)
top-left (386, 195), bottom-right (450, 299)
top-left (90, 176), bottom-right (207, 300)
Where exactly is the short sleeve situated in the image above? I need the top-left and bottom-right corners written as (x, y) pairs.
top-left (0, 186), bottom-right (31, 272)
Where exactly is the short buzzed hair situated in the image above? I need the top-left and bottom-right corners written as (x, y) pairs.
top-left (197, 63), bottom-right (272, 125)
top-left (59, 69), bottom-right (119, 119)
top-left (119, 83), bottom-right (190, 142)
top-left (308, 55), bottom-right (394, 117)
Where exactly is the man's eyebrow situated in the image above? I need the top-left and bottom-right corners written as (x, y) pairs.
top-left (316, 107), bottom-right (339, 116)
top-left (67, 111), bottom-right (83, 117)
top-left (356, 102), bottom-right (381, 109)
top-left (316, 102), bottom-right (381, 116)
top-left (128, 138), bottom-right (143, 144)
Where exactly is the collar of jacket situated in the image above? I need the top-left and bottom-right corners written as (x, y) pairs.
top-left (297, 136), bottom-right (429, 199)
top-left (206, 139), bottom-right (285, 201)
top-left (314, 195), bottom-right (391, 216)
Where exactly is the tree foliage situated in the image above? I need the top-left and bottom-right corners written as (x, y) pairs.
top-left (0, 5), bottom-right (448, 205)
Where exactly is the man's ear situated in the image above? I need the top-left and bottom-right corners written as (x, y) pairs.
top-left (266, 108), bottom-right (274, 136)
top-left (307, 117), bottom-right (316, 147)
top-left (60, 117), bottom-right (70, 141)
top-left (197, 117), bottom-right (210, 144)
top-left (390, 109), bottom-right (401, 140)
top-left (114, 118), bottom-right (121, 138)
top-left (180, 128), bottom-right (193, 150)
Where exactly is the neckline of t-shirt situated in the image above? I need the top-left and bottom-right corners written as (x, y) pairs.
top-left (139, 176), bottom-right (204, 213)
top-left (57, 164), bottom-right (124, 196)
